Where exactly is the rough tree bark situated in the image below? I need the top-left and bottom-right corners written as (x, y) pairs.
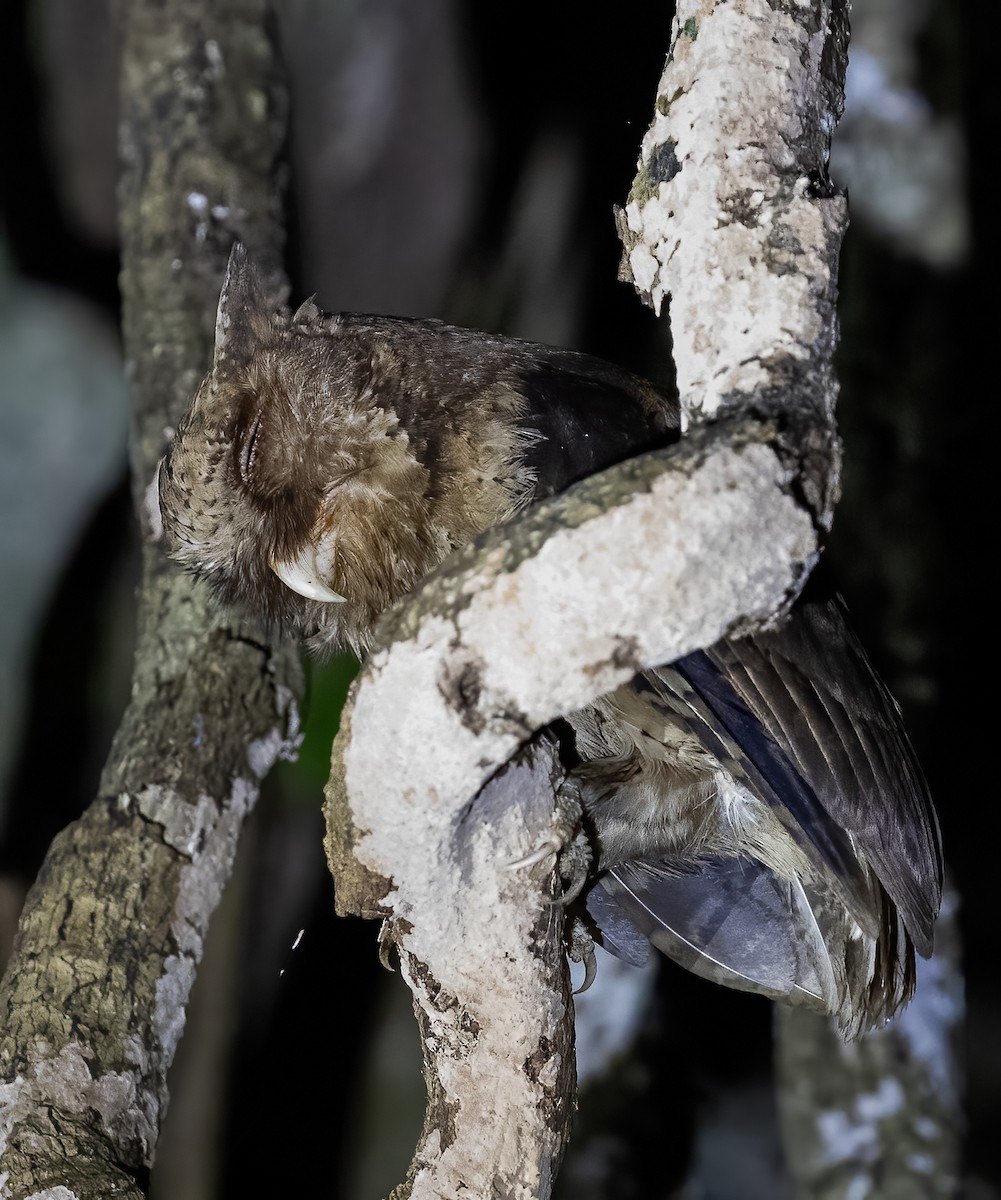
top-left (0, 3), bottom-right (297, 1197)
top-left (327, 432), bottom-right (818, 1198)
top-left (324, 3), bottom-right (856, 1198)
top-left (0, 1), bottom-right (961, 1197)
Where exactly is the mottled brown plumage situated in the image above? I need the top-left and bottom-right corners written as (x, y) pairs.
top-left (159, 245), bottom-right (675, 656)
top-left (159, 245), bottom-right (942, 1036)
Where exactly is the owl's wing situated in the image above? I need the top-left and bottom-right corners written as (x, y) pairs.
top-left (579, 593), bottom-right (940, 1031)
top-left (691, 594), bottom-right (942, 957)
top-left (508, 349), bottom-right (680, 498)
top-left (623, 651), bottom-right (883, 937)
top-left (586, 855), bottom-right (840, 1013)
top-left (319, 313), bottom-right (681, 502)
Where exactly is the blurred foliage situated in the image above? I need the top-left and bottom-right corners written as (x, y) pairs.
top-left (0, 242), bottom-right (130, 856)
top-left (270, 653), bottom-right (361, 800)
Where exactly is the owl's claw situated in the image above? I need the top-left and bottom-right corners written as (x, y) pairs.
top-left (377, 920), bottom-right (398, 972)
top-left (507, 783), bottom-right (590, 897)
top-left (567, 916), bottom-right (598, 993)
top-left (507, 837), bottom-right (562, 871)
top-left (508, 829), bottom-right (599, 992)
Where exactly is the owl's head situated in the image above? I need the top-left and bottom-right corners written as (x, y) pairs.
top-left (160, 246), bottom-right (679, 656)
top-left (157, 246), bottom-right (534, 655)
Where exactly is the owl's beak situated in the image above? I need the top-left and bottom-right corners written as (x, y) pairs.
top-left (270, 548), bottom-right (346, 604)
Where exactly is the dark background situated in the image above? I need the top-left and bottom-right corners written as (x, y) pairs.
top-left (0, 0), bottom-right (994, 1195)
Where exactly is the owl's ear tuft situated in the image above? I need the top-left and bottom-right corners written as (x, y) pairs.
top-left (291, 296), bottom-right (323, 326)
top-left (211, 244), bottom-right (278, 381)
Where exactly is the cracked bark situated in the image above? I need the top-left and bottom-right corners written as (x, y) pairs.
top-left (0, 3), bottom-right (297, 1197)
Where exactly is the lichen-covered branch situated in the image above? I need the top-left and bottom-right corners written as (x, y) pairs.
top-left (614, 4), bottom-right (962, 1196)
top-left (617, 0), bottom-right (849, 531)
top-left (0, 3), bottom-right (297, 1197)
top-left (388, 746), bottom-right (575, 1200)
top-left (326, 423), bottom-right (818, 1198)
top-left (618, 0), bottom-right (849, 390)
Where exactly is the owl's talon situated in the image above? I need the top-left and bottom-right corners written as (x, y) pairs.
top-left (270, 548), bottom-right (346, 603)
top-left (576, 949), bottom-right (597, 995)
top-left (508, 837), bottom-right (562, 871)
top-left (567, 916), bottom-right (598, 993)
top-left (377, 920), bottom-right (397, 972)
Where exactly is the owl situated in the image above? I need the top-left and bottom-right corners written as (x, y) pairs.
top-left (159, 245), bottom-right (941, 1036)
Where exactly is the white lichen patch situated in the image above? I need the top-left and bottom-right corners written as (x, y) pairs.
top-left (817, 1078), bottom-right (905, 1166)
top-left (0, 1074), bottom-right (26, 1156)
top-left (855, 1077), bottom-right (905, 1121)
top-left (907, 1153), bottom-right (936, 1173)
top-left (621, 0), bottom-right (846, 416)
top-left (893, 944), bottom-right (964, 1102)
top-left (154, 955), bottom-right (195, 1066)
top-left (247, 708), bottom-right (302, 778)
top-left (0, 1042), bottom-right (157, 1168)
top-left (914, 1116), bottom-right (940, 1140)
top-left (204, 39), bottom-right (225, 77)
top-left (169, 777), bottom-right (254, 955)
top-left (150, 778), bottom-right (255, 1067)
top-left (817, 1109), bottom-right (878, 1165)
top-left (134, 786), bottom-right (218, 857)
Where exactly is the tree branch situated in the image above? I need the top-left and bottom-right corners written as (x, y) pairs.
top-left (0, 3), bottom-right (296, 1196)
top-left (326, 3), bottom-right (854, 1197)
top-left (327, 424), bottom-right (819, 1197)
top-left (776, 883), bottom-right (964, 1198)
top-left (615, 4), bottom-right (962, 1194)
top-left (617, 0), bottom-right (848, 444)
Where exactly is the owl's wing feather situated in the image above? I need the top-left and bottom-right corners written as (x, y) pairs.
top-left (626, 658), bottom-right (881, 938)
top-left (511, 354), bottom-right (679, 499)
top-left (700, 596), bottom-right (942, 956)
top-left (579, 595), bottom-right (938, 1029)
top-left (652, 648), bottom-right (873, 916)
top-left (588, 857), bottom-right (839, 1011)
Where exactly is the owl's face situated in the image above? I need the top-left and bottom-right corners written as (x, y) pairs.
top-left (158, 350), bottom-right (355, 649)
